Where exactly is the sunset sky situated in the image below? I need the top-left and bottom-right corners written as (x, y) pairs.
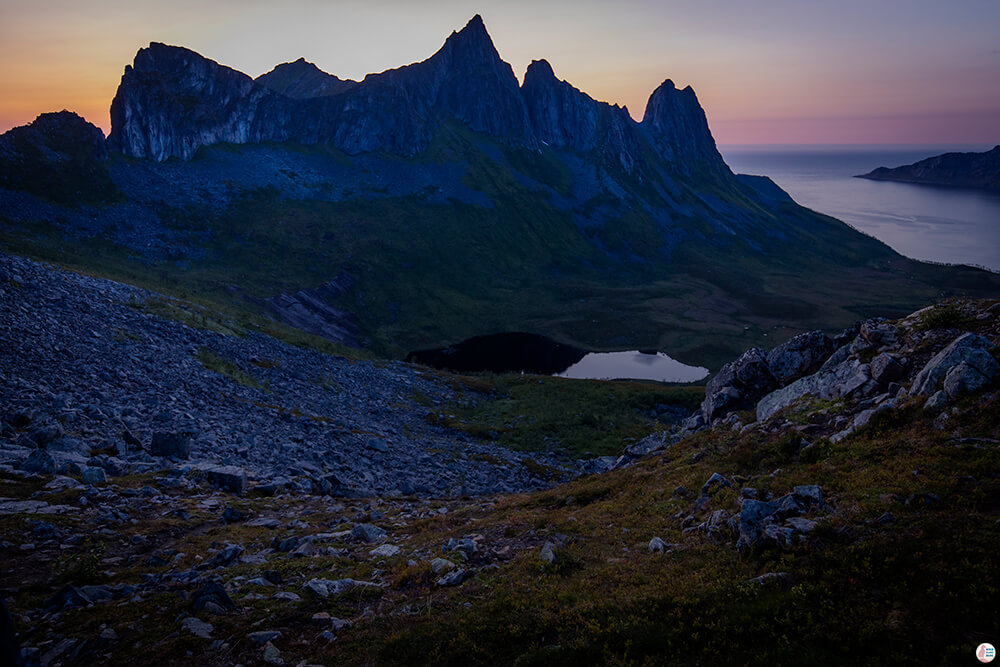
top-left (1, 0), bottom-right (998, 145)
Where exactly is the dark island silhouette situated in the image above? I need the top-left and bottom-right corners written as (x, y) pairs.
top-left (856, 145), bottom-right (1000, 192)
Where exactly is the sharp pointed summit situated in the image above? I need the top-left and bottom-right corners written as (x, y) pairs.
top-left (641, 79), bottom-right (727, 176)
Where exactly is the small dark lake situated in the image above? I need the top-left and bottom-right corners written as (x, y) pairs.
top-left (407, 332), bottom-right (709, 383)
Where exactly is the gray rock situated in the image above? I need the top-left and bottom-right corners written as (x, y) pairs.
top-left (370, 544), bottom-right (400, 558)
top-left (943, 362), bottom-right (991, 399)
top-left (248, 630), bottom-right (282, 646)
top-left (81, 466), bottom-right (107, 484)
top-left (765, 330), bottom-right (834, 385)
top-left (870, 353), bottom-right (906, 385)
top-left (648, 536), bottom-right (667, 553)
top-left (431, 557), bottom-right (456, 574)
top-left (47, 437), bottom-right (91, 456)
top-left (150, 431), bottom-right (192, 459)
top-left (436, 568), bottom-right (469, 587)
top-left (923, 390), bottom-right (950, 412)
top-left (701, 347), bottom-right (779, 422)
top-left (204, 465), bottom-right (247, 495)
top-left (911, 333), bottom-right (999, 396)
top-left (181, 617), bottom-right (213, 639)
top-left (272, 591), bottom-right (302, 602)
top-left (20, 449), bottom-right (56, 474)
top-left (756, 359), bottom-right (870, 422)
top-left (623, 431), bottom-right (672, 458)
top-left (700, 472), bottom-right (731, 497)
top-left (539, 541), bottom-right (557, 564)
top-left (350, 523), bottom-right (386, 543)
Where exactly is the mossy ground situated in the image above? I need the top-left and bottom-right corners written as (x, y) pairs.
top-left (4, 386), bottom-right (997, 666)
top-left (424, 373), bottom-right (703, 458)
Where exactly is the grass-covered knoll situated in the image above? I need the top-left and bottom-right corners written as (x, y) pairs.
top-left (338, 392), bottom-right (1000, 666)
top-left (424, 373), bottom-right (703, 458)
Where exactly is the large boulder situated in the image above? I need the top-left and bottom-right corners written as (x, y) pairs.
top-left (765, 330), bottom-right (834, 386)
top-left (870, 353), bottom-right (907, 385)
top-left (19, 449), bottom-right (56, 474)
top-left (910, 333), bottom-right (998, 396)
top-left (204, 466), bottom-right (247, 495)
top-left (756, 359), bottom-right (871, 422)
top-left (701, 348), bottom-right (779, 421)
top-left (150, 431), bottom-right (192, 459)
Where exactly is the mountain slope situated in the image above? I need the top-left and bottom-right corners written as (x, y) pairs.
top-left (2, 16), bottom-right (1000, 368)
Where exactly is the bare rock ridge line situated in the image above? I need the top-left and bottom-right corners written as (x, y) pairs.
top-left (105, 14), bottom-right (725, 173)
top-left (856, 145), bottom-right (1000, 192)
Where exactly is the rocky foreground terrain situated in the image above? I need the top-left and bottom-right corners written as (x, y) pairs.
top-left (0, 252), bottom-right (585, 501)
top-left (1, 254), bottom-right (998, 665)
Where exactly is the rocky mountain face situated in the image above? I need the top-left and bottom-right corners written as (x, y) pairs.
top-left (107, 16), bottom-right (537, 161)
top-left (641, 79), bottom-right (729, 178)
top-left (857, 145), bottom-right (1000, 192)
top-left (5, 14), bottom-right (1000, 368)
top-left (255, 58), bottom-right (357, 99)
top-left (519, 59), bottom-right (642, 174)
top-left (105, 15), bottom-right (727, 172)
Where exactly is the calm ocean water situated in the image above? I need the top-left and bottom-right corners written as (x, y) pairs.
top-left (720, 145), bottom-right (1000, 272)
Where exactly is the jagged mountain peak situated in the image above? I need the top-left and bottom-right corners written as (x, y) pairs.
top-left (438, 13), bottom-right (505, 66)
top-left (641, 78), bottom-right (726, 175)
top-left (525, 58), bottom-right (556, 78)
top-left (256, 57), bottom-right (356, 99)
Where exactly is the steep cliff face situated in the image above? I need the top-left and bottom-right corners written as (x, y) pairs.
top-left (108, 16), bottom-right (538, 161)
top-left (521, 59), bottom-right (601, 152)
top-left (255, 58), bottom-right (357, 99)
top-left (106, 15), bottom-right (733, 173)
top-left (640, 80), bottom-right (728, 177)
top-left (857, 146), bottom-right (1000, 192)
top-left (108, 43), bottom-right (287, 161)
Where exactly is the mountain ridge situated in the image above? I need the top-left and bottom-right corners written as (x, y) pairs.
top-left (3, 15), bottom-right (1000, 367)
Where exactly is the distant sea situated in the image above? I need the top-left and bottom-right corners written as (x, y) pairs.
top-left (720, 145), bottom-right (1000, 272)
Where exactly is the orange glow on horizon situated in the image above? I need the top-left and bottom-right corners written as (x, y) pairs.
top-left (1, 1), bottom-right (997, 145)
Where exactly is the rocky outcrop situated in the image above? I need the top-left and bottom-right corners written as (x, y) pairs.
top-left (910, 333), bottom-right (999, 396)
top-left (857, 145), bottom-right (1000, 192)
top-left (699, 348), bottom-right (779, 422)
top-left (765, 330), bottom-right (835, 385)
top-left (686, 300), bottom-right (999, 441)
